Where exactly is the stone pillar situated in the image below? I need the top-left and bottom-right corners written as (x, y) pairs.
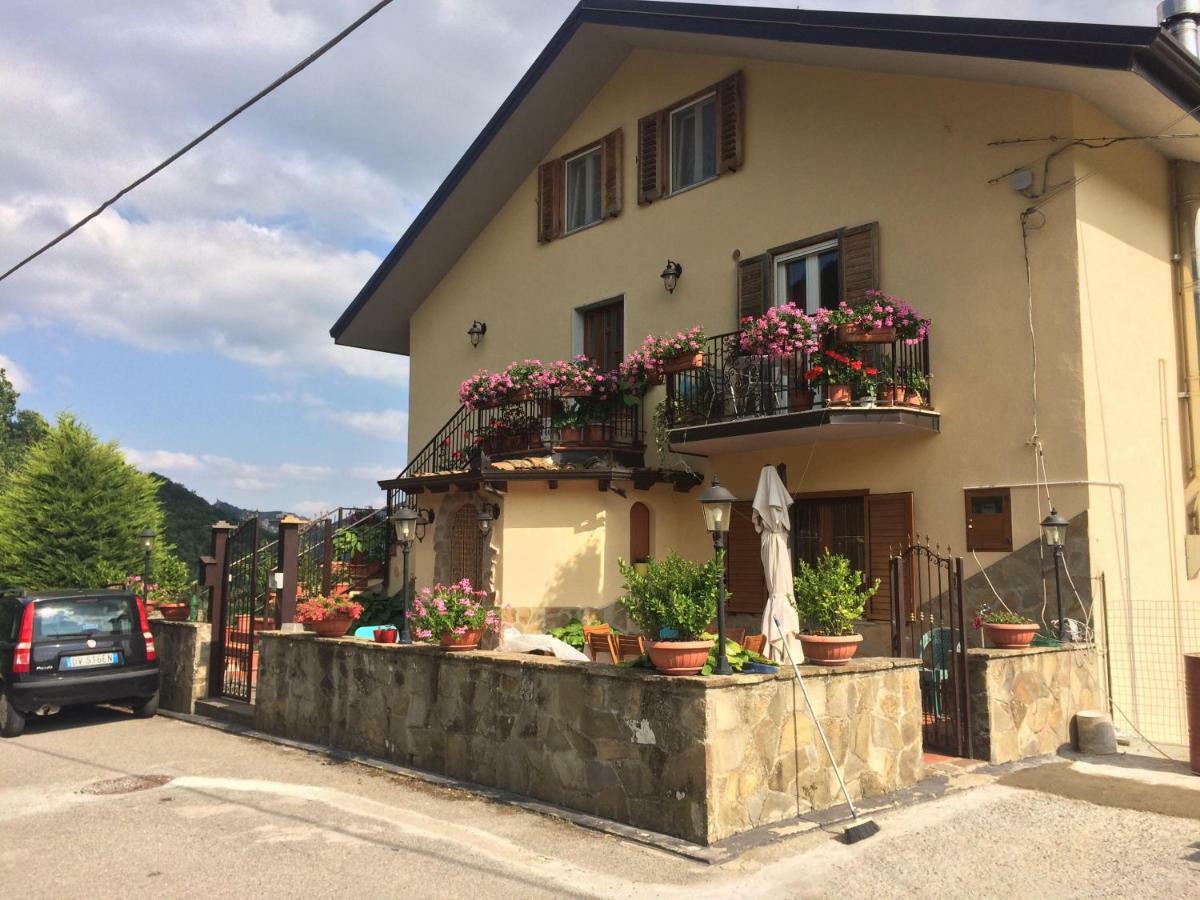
top-left (206, 521), bottom-right (237, 698)
top-left (276, 515), bottom-right (303, 627)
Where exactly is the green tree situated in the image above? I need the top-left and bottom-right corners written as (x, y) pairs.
top-left (0, 368), bottom-right (49, 491)
top-left (0, 414), bottom-right (165, 589)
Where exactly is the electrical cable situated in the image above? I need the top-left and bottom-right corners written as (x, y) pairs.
top-left (0, 0), bottom-right (397, 285)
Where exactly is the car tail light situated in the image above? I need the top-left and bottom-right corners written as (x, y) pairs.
top-left (136, 597), bottom-right (156, 662)
top-left (12, 602), bottom-right (34, 674)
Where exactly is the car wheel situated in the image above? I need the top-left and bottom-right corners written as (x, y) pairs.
top-left (0, 690), bottom-right (26, 738)
top-left (131, 693), bottom-right (159, 719)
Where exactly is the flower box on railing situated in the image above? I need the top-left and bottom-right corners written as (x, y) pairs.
top-left (835, 324), bottom-right (896, 344)
top-left (664, 351), bottom-right (704, 374)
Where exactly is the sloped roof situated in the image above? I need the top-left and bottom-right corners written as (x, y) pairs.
top-left (332, 0), bottom-right (1200, 354)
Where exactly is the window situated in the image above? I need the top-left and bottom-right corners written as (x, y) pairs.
top-left (670, 93), bottom-right (717, 193)
top-left (450, 506), bottom-right (484, 588)
top-left (581, 299), bottom-right (624, 372)
top-left (565, 146), bottom-right (602, 233)
top-left (774, 240), bottom-right (841, 314)
top-left (964, 488), bottom-right (1013, 552)
top-left (33, 597), bottom-right (134, 640)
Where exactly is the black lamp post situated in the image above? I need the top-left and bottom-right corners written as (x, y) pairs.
top-left (392, 507), bottom-right (420, 644)
top-left (138, 527), bottom-right (157, 608)
top-left (699, 476), bottom-right (736, 676)
top-left (1040, 509), bottom-right (1069, 642)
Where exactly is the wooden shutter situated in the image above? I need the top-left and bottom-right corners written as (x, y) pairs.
top-left (601, 128), bottom-right (623, 218)
top-left (839, 222), bottom-right (879, 303)
top-left (865, 492), bottom-right (913, 622)
top-left (716, 71), bottom-right (744, 173)
top-left (629, 502), bottom-right (650, 563)
top-left (726, 501), bottom-right (766, 614)
top-left (736, 254), bottom-right (772, 323)
top-left (636, 110), bottom-right (668, 205)
top-left (537, 160), bottom-right (563, 243)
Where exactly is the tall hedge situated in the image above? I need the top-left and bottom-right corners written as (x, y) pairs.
top-left (0, 414), bottom-right (165, 590)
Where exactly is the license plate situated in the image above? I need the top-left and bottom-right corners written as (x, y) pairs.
top-left (62, 652), bottom-right (119, 670)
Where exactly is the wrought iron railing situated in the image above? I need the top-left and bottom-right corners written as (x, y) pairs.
top-left (296, 506), bottom-right (388, 598)
top-left (665, 331), bottom-right (931, 428)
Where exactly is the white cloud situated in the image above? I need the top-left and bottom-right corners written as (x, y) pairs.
top-left (319, 407), bottom-right (407, 441)
top-left (0, 354), bottom-right (31, 393)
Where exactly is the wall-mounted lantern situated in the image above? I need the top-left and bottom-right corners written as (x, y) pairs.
top-left (660, 260), bottom-right (683, 294)
top-left (467, 320), bottom-right (487, 347)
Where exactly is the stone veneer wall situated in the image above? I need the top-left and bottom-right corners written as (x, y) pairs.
top-left (255, 633), bottom-right (921, 845)
top-left (149, 620), bottom-right (211, 714)
top-left (967, 645), bottom-right (1101, 764)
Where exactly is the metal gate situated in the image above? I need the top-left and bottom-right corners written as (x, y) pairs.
top-left (890, 543), bottom-right (973, 758)
top-left (218, 516), bottom-right (275, 702)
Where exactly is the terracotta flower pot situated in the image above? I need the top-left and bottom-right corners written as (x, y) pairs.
top-left (826, 383), bottom-right (852, 406)
top-left (305, 616), bottom-right (354, 638)
top-left (584, 422), bottom-right (607, 444)
top-left (510, 388), bottom-right (533, 402)
top-left (788, 387), bottom-right (815, 412)
top-left (373, 627), bottom-right (398, 644)
top-left (798, 633), bottom-right (862, 667)
top-left (663, 351), bottom-right (704, 374)
top-left (906, 391), bottom-right (925, 408)
top-left (158, 603), bottom-right (190, 622)
top-left (880, 386), bottom-right (904, 406)
top-left (559, 385), bottom-right (588, 398)
top-left (646, 640), bottom-right (713, 676)
top-left (836, 324), bottom-right (897, 344)
top-left (983, 622), bottom-right (1038, 649)
top-left (559, 425), bottom-right (582, 444)
top-left (645, 370), bottom-right (664, 386)
top-left (440, 628), bottom-right (484, 651)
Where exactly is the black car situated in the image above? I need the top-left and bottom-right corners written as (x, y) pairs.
top-left (0, 589), bottom-right (160, 737)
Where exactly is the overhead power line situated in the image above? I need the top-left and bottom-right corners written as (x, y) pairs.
top-left (0, 0), bottom-right (396, 285)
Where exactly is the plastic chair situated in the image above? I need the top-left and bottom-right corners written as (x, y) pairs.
top-left (919, 627), bottom-right (959, 717)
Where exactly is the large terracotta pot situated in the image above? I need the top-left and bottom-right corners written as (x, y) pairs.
top-left (158, 603), bottom-right (190, 622)
top-left (305, 616), bottom-right (354, 638)
top-left (584, 422), bottom-right (607, 444)
top-left (984, 622), bottom-right (1038, 649)
top-left (646, 640), bottom-right (713, 676)
top-left (906, 391), bottom-right (925, 408)
top-left (440, 628), bottom-right (484, 651)
top-left (798, 633), bottom-right (862, 667)
top-left (663, 351), bottom-right (704, 374)
top-left (559, 425), bottom-right (582, 444)
top-left (826, 383), bottom-right (852, 406)
top-left (788, 387), bottom-right (815, 412)
top-left (836, 324), bottom-right (896, 344)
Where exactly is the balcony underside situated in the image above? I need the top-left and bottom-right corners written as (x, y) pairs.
top-left (667, 407), bottom-right (940, 455)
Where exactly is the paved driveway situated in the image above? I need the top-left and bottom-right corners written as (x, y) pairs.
top-left (0, 706), bottom-right (1196, 898)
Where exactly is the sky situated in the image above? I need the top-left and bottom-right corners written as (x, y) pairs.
top-left (0, 0), bottom-right (1163, 515)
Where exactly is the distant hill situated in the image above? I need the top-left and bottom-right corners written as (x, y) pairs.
top-left (153, 473), bottom-right (288, 565)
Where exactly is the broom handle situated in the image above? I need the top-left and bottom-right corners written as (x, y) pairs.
top-left (774, 617), bottom-right (861, 820)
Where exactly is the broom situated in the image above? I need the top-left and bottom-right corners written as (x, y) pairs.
top-left (773, 616), bottom-right (881, 844)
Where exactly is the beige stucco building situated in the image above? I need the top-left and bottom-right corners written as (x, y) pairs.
top-left (333, 3), bottom-right (1200, 746)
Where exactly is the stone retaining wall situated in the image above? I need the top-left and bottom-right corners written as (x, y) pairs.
top-left (255, 633), bottom-right (922, 845)
top-left (967, 644), bottom-right (1101, 764)
top-left (149, 620), bottom-right (211, 714)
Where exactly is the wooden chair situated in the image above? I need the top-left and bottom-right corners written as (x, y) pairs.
top-left (615, 634), bottom-right (645, 661)
top-left (725, 627), bottom-right (747, 645)
top-left (742, 634), bottom-right (766, 655)
top-left (586, 631), bottom-right (618, 664)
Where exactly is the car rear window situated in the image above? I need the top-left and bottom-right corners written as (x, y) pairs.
top-left (34, 597), bottom-right (135, 640)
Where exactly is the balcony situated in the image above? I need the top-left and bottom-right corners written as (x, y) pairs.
top-left (664, 330), bottom-right (939, 455)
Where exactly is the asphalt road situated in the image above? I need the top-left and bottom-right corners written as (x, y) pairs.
top-left (0, 706), bottom-right (1197, 899)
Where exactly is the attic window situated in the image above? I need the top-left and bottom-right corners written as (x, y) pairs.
top-left (537, 129), bottom-right (623, 243)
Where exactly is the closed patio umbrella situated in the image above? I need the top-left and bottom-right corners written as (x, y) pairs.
top-left (753, 465), bottom-right (801, 663)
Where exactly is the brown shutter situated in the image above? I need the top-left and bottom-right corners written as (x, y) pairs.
top-left (637, 110), bottom-right (668, 204)
top-left (601, 128), bottom-right (623, 218)
top-left (725, 501), bottom-right (766, 614)
top-left (736, 253), bottom-right (772, 324)
top-left (537, 160), bottom-right (563, 243)
top-left (716, 70), bottom-right (744, 173)
top-left (629, 501), bottom-right (650, 563)
top-left (865, 492), bottom-right (913, 622)
top-left (839, 222), bottom-right (879, 303)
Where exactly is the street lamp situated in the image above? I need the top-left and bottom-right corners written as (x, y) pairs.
top-left (699, 476), bottom-right (736, 675)
top-left (138, 527), bottom-right (157, 608)
top-left (392, 507), bottom-right (420, 644)
top-left (1040, 509), bottom-right (1069, 641)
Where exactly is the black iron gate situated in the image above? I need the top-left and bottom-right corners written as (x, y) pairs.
top-left (890, 543), bottom-right (973, 758)
top-left (218, 516), bottom-right (275, 702)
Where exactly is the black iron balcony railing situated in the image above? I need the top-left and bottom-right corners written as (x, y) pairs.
top-left (665, 331), bottom-right (931, 429)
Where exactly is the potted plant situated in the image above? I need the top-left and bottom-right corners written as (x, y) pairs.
top-left (459, 369), bottom-right (517, 410)
top-left (790, 365), bottom-right (823, 412)
top-left (372, 626), bottom-right (398, 644)
top-left (618, 338), bottom-right (667, 393)
top-left (294, 595), bottom-right (365, 638)
top-left (408, 579), bottom-right (500, 651)
top-left (818, 349), bottom-right (862, 406)
top-left (502, 359), bottom-right (544, 401)
top-left (978, 610), bottom-right (1039, 649)
top-left (791, 551), bottom-right (877, 666)
top-left (660, 326), bottom-right (707, 374)
top-left (617, 553), bottom-right (720, 676)
top-left (553, 404), bottom-right (585, 444)
top-left (855, 363), bottom-right (880, 408)
top-left (738, 303), bottom-right (823, 359)
top-left (901, 369), bottom-right (930, 407)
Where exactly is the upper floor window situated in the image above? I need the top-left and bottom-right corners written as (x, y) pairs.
top-left (637, 71), bottom-right (743, 205)
top-left (537, 130), bottom-right (622, 243)
top-left (670, 93), bottom-right (717, 193)
top-left (565, 146), bottom-right (603, 233)
top-left (775, 239), bottom-right (840, 314)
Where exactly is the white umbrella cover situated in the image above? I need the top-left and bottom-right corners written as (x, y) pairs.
top-left (753, 465), bottom-right (802, 663)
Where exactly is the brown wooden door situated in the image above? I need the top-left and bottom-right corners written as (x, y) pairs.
top-left (866, 493), bottom-right (915, 622)
top-left (582, 300), bottom-right (624, 372)
top-left (725, 501), bottom-right (766, 614)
